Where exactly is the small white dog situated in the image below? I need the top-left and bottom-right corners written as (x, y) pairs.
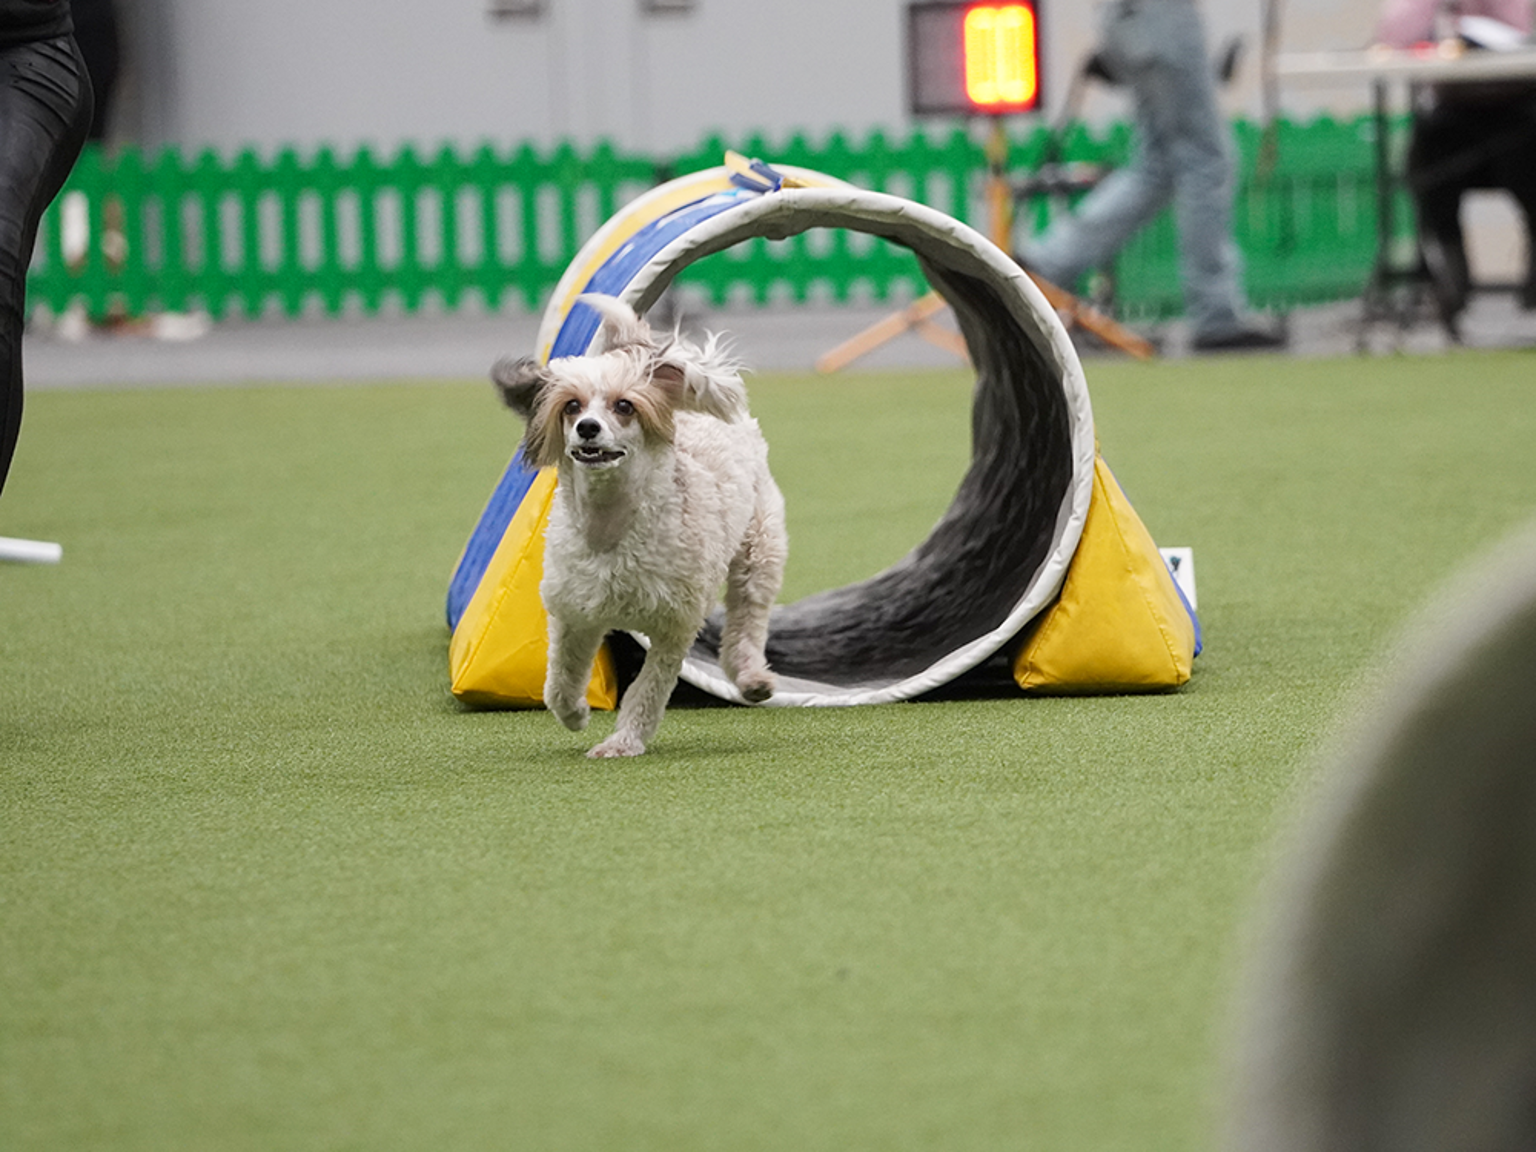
top-left (493, 295), bottom-right (788, 758)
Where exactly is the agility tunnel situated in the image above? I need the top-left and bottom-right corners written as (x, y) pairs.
top-left (446, 155), bottom-right (1199, 709)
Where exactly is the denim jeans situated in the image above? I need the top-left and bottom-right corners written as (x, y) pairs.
top-left (1021, 0), bottom-right (1249, 339)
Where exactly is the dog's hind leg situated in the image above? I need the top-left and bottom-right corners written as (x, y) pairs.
top-left (588, 639), bottom-right (688, 758)
top-left (719, 509), bottom-right (787, 704)
top-left (545, 617), bottom-right (604, 732)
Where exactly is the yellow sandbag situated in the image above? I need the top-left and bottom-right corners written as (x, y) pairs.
top-left (448, 467), bottom-right (618, 710)
top-left (1013, 455), bottom-right (1196, 694)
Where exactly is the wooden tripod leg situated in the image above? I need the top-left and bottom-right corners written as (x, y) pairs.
top-left (815, 293), bottom-right (954, 374)
top-left (1027, 272), bottom-right (1157, 360)
top-left (815, 273), bottom-right (1156, 374)
top-left (912, 316), bottom-right (970, 361)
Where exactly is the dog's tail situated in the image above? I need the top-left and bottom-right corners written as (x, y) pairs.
top-left (581, 293), bottom-right (653, 353)
top-left (662, 329), bottom-right (749, 423)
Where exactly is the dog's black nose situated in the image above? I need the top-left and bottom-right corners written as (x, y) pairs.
top-left (575, 418), bottom-right (601, 440)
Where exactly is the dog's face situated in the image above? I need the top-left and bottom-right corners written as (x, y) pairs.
top-left (494, 350), bottom-right (684, 471)
top-left (492, 294), bottom-right (746, 471)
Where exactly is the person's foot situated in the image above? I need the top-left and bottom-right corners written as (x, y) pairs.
top-left (1191, 325), bottom-right (1287, 353)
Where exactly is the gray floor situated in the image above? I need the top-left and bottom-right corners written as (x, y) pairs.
top-left (25, 303), bottom-right (965, 390)
top-left (24, 290), bottom-right (1536, 391)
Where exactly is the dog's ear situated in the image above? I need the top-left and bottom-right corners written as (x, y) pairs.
top-left (523, 385), bottom-right (575, 468)
top-left (580, 294), bottom-right (654, 354)
top-left (651, 357), bottom-right (749, 423)
top-left (491, 355), bottom-right (549, 419)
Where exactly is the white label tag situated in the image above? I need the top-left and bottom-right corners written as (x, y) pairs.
top-left (1159, 546), bottom-right (1196, 609)
top-left (0, 537), bottom-right (63, 565)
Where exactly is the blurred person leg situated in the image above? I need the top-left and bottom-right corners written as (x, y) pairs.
top-left (1407, 102), bottom-right (1475, 325)
top-left (1022, 0), bottom-right (1279, 350)
top-left (0, 34), bottom-right (92, 499)
top-left (1022, 0), bottom-right (1180, 290)
top-left (1466, 93), bottom-right (1536, 310)
top-left (1146, 2), bottom-right (1250, 343)
top-left (1022, 141), bottom-right (1175, 292)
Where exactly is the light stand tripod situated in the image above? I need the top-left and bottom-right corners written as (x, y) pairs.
top-left (817, 112), bottom-right (1154, 373)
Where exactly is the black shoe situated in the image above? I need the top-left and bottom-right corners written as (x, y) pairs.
top-left (1419, 231), bottom-right (1469, 330)
top-left (1191, 325), bottom-right (1287, 353)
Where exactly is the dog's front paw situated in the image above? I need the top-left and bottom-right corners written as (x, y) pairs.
top-left (736, 671), bottom-right (776, 705)
top-left (588, 731), bottom-right (646, 758)
top-left (548, 697), bottom-right (591, 732)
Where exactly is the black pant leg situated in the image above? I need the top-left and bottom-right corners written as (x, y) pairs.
top-left (0, 36), bottom-right (93, 499)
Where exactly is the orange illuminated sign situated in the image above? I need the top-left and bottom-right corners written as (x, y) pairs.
top-left (963, 4), bottom-right (1038, 109)
top-left (907, 1), bottom-right (1043, 116)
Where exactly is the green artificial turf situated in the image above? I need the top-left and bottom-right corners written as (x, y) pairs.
top-left (4, 348), bottom-right (1536, 1151)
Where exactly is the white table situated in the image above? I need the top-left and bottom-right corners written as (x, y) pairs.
top-left (1278, 45), bottom-right (1536, 86)
top-left (1276, 46), bottom-right (1536, 341)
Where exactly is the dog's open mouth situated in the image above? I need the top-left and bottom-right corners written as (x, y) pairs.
top-left (569, 446), bottom-right (626, 466)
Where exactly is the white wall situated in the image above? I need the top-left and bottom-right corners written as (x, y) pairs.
top-left (110, 0), bottom-right (1388, 159)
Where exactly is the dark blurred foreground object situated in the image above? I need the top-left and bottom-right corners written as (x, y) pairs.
top-left (1228, 517), bottom-right (1536, 1152)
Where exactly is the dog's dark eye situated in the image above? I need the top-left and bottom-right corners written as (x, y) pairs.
top-left (613, 398), bottom-right (635, 417)
top-left (563, 399), bottom-right (581, 417)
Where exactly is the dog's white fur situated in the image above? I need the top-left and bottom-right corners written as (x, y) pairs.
top-left (493, 295), bottom-right (787, 758)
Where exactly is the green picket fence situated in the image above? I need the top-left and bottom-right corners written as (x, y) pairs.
top-left (28, 140), bottom-right (659, 319)
top-left (27, 117), bottom-right (1401, 324)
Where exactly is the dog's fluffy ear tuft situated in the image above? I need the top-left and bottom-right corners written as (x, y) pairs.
top-left (581, 294), bottom-right (654, 354)
top-left (491, 356), bottom-right (549, 418)
top-left (651, 352), bottom-right (749, 424)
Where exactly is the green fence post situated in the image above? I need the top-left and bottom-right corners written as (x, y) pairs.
top-left (187, 148), bottom-right (226, 319)
top-left (508, 141), bottom-right (545, 311)
top-left (72, 144), bottom-right (110, 313)
top-left (353, 146), bottom-right (385, 315)
top-left (269, 147), bottom-right (302, 316)
top-left (467, 142), bottom-right (504, 313)
top-left (146, 146), bottom-right (187, 315)
top-left (430, 143), bottom-right (462, 314)
top-left (310, 146), bottom-right (344, 315)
